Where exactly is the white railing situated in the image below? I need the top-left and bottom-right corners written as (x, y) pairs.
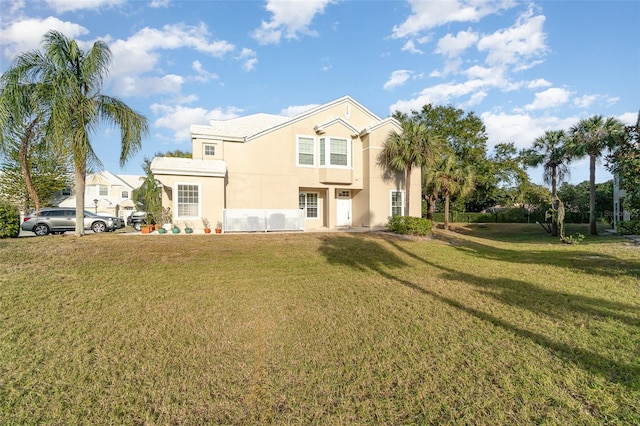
top-left (222, 209), bottom-right (305, 232)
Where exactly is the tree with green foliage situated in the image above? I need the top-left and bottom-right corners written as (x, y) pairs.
top-left (407, 105), bottom-right (491, 211)
top-left (432, 153), bottom-right (475, 230)
top-left (383, 116), bottom-right (440, 217)
top-left (521, 130), bottom-right (572, 236)
top-left (133, 157), bottom-right (161, 216)
top-left (569, 115), bottom-right (624, 235)
top-left (0, 67), bottom-right (50, 214)
top-left (607, 111), bottom-right (640, 229)
top-left (0, 200), bottom-right (20, 238)
top-left (558, 180), bottom-right (613, 224)
top-left (2, 30), bottom-right (148, 235)
top-left (0, 144), bottom-right (71, 210)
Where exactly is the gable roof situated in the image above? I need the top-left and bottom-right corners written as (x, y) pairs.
top-left (191, 96), bottom-right (387, 142)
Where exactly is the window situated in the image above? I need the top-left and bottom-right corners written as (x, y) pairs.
top-left (391, 191), bottom-right (404, 217)
top-left (204, 144), bottom-right (216, 156)
top-left (177, 184), bottom-right (199, 217)
top-left (121, 191), bottom-right (129, 199)
top-left (61, 187), bottom-right (71, 196)
top-left (297, 137), bottom-right (315, 166)
top-left (99, 185), bottom-right (108, 196)
top-left (299, 192), bottom-right (318, 218)
top-left (319, 137), bottom-right (351, 167)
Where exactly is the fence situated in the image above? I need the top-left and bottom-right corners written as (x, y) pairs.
top-left (222, 209), bottom-right (305, 233)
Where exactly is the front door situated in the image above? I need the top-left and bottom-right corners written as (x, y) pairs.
top-left (336, 190), bottom-right (352, 227)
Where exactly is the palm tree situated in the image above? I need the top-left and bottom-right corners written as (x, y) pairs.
top-left (433, 153), bottom-right (475, 230)
top-left (569, 115), bottom-right (624, 235)
top-left (522, 130), bottom-right (572, 236)
top-left (2, 30), bottom-right (148, 235)
top-left (383, 117), bottom-right (440, 216)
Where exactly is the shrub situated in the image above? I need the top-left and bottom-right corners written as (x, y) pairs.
top-left (387, 216), bottom-right (433, 236)
top-left (0, 201), bottom-right (20, 238)
top-left (618, 220), bottom-right (640, 235)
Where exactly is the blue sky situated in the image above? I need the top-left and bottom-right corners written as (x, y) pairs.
top-left (1, 0), bottom-right (638, 186)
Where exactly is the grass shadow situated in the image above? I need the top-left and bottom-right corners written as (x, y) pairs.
top-left (432, 228), bottom-right (640, 279)
top-left (319, 233), bottom-right (640, 390)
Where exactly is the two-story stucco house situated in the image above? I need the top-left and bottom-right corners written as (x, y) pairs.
top-left (150, 96), bottom-right (420, 232)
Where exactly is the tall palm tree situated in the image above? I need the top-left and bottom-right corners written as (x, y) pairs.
top-left (569, 115), bottom-right (624, 235)
top-left (433, 153), bottom-right (475, 230)
top-left (3, 30), bottom-right (148, 235)
top-left (383, 117), bottom-right (440, 216)
top-left (522, 130), bottom-right (572, 236)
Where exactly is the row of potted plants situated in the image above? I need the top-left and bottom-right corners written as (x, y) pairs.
top-left (140, 218), bottom-right (222, 234)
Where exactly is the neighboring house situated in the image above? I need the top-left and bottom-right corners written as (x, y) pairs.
top-left (54, 170), bottom-right (144, 222)
top-left (150, 96), bottom-right (420, 232)
top-left (613, 173), bottom-right (630, 231)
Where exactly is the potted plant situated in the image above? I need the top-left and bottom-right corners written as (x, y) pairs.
top-left (215, 220), bottom-right (223, 234)
top-left (161, 207), bottom-right (173, 231)
top-left (158, 227), bottom-right (167, 234)
top-left (172, 221), bottom-right (181, 234)
top-left (202, 218), bottom-right (211, 234)
top-left (184, 220), bottom-right (194, 234)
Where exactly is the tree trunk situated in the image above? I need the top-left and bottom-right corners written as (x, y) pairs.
top-left (75, 163), bottom-right (86, 236)
top-left (551, 166), bottom-right (558, 237)
top-left (589, 155), bottom-right (597, 235)
top-left (405, 165), bottom-right (412, 217)
top-left (19, 130), bottom-right (40, 215)
top-left (426, 192), bottom-right (437, 220)
top-left (444, 192), bottom-right (450, 230)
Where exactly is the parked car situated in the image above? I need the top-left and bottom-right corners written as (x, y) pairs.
top-left (21, 208), bottom-right (124, 236)
top-left (126, 211), bottom-right (152, 231)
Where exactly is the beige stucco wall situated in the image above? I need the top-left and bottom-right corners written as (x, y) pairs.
top-left (154, 173), bottom-right (226, 230)
top-left (156, 97), bottom-right (421, 231)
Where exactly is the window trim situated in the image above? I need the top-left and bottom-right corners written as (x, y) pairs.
top-left (174, 182), bottom-right (201, 219)
top-left (204, 144), bottom-right (216, 157)
top-left (319, 136), bottom-right (352, 169)
top-left (390, 190), bottom-right (405, 217)
top-left (98, 185), bottom-right (108, 196)
top-left (121, 190), bottom-right (129, 199)
top-left (299, 192), bottom-right (319, 219)
top-left (296, 135), bottom-right (316, 167)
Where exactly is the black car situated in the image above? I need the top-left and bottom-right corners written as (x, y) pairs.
top-left (127, 211), bottom-right (151, 231)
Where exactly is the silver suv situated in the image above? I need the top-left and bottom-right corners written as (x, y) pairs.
top-left (21, 208), bottom-right (124, 236)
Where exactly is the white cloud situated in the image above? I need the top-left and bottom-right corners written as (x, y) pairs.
top-left (44, 0), bottom-right (126, 13)
top-left (527, 78), bottom-right (552, 89)
top-left (477, 8), bottom-right (547, 69)
top-left (525, 87), bottom-right (572, 110)
top-left (618, 112), bottom-right (639, 126)
top-left (384, 70), bottom-right (413, 90)
top-left (151, 104), bottom-right (242, 141)
top-left (192, 61), bottom-right (219, 83)
top-left (481, 110), bottom-right (576, 150)
top-left (237, 48), bottom-right (258, 72)
top-left (572, 94), bottom-right (597, 109)
top-left (390, 79), bottom-right (488, 112)
top-left (0, 17), bottom-right (89, 60)
top-left (435, 30), bottom-right (479, 58)
top-left (392, 0), bottom-right (516, 38)
top-left (400, 39), bottom-right (423, 54)
top-left (108, 23), bottom-right (235, 97)
top-left (252, 0), bottom-right (335, 45)
top-left (280, 104), bottom-right (319, 117)
top-left (113, 74), bottom-right (184, 98)
top-left (150, 0), bottom-right (171, 8)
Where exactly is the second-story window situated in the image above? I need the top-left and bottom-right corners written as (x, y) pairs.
top-left (297, 136), bottom-right (315, 166)
top-left (204, 144), bottom-right (216, 156)
top-left (319, 137), bottom-right (351, 167)
top-left (99, 185), bottom-right (108, 196)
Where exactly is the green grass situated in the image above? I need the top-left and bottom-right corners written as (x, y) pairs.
top-left (1, 224), bottom-right (639, 424)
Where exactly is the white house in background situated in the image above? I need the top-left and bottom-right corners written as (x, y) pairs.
top-left (613, 174), bottom-right (631, 231)
top-left (54, 170), bottom-right (144, 222)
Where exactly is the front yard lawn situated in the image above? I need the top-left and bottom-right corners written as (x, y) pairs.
top-left (1, 224), bottom-right (638, 424)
